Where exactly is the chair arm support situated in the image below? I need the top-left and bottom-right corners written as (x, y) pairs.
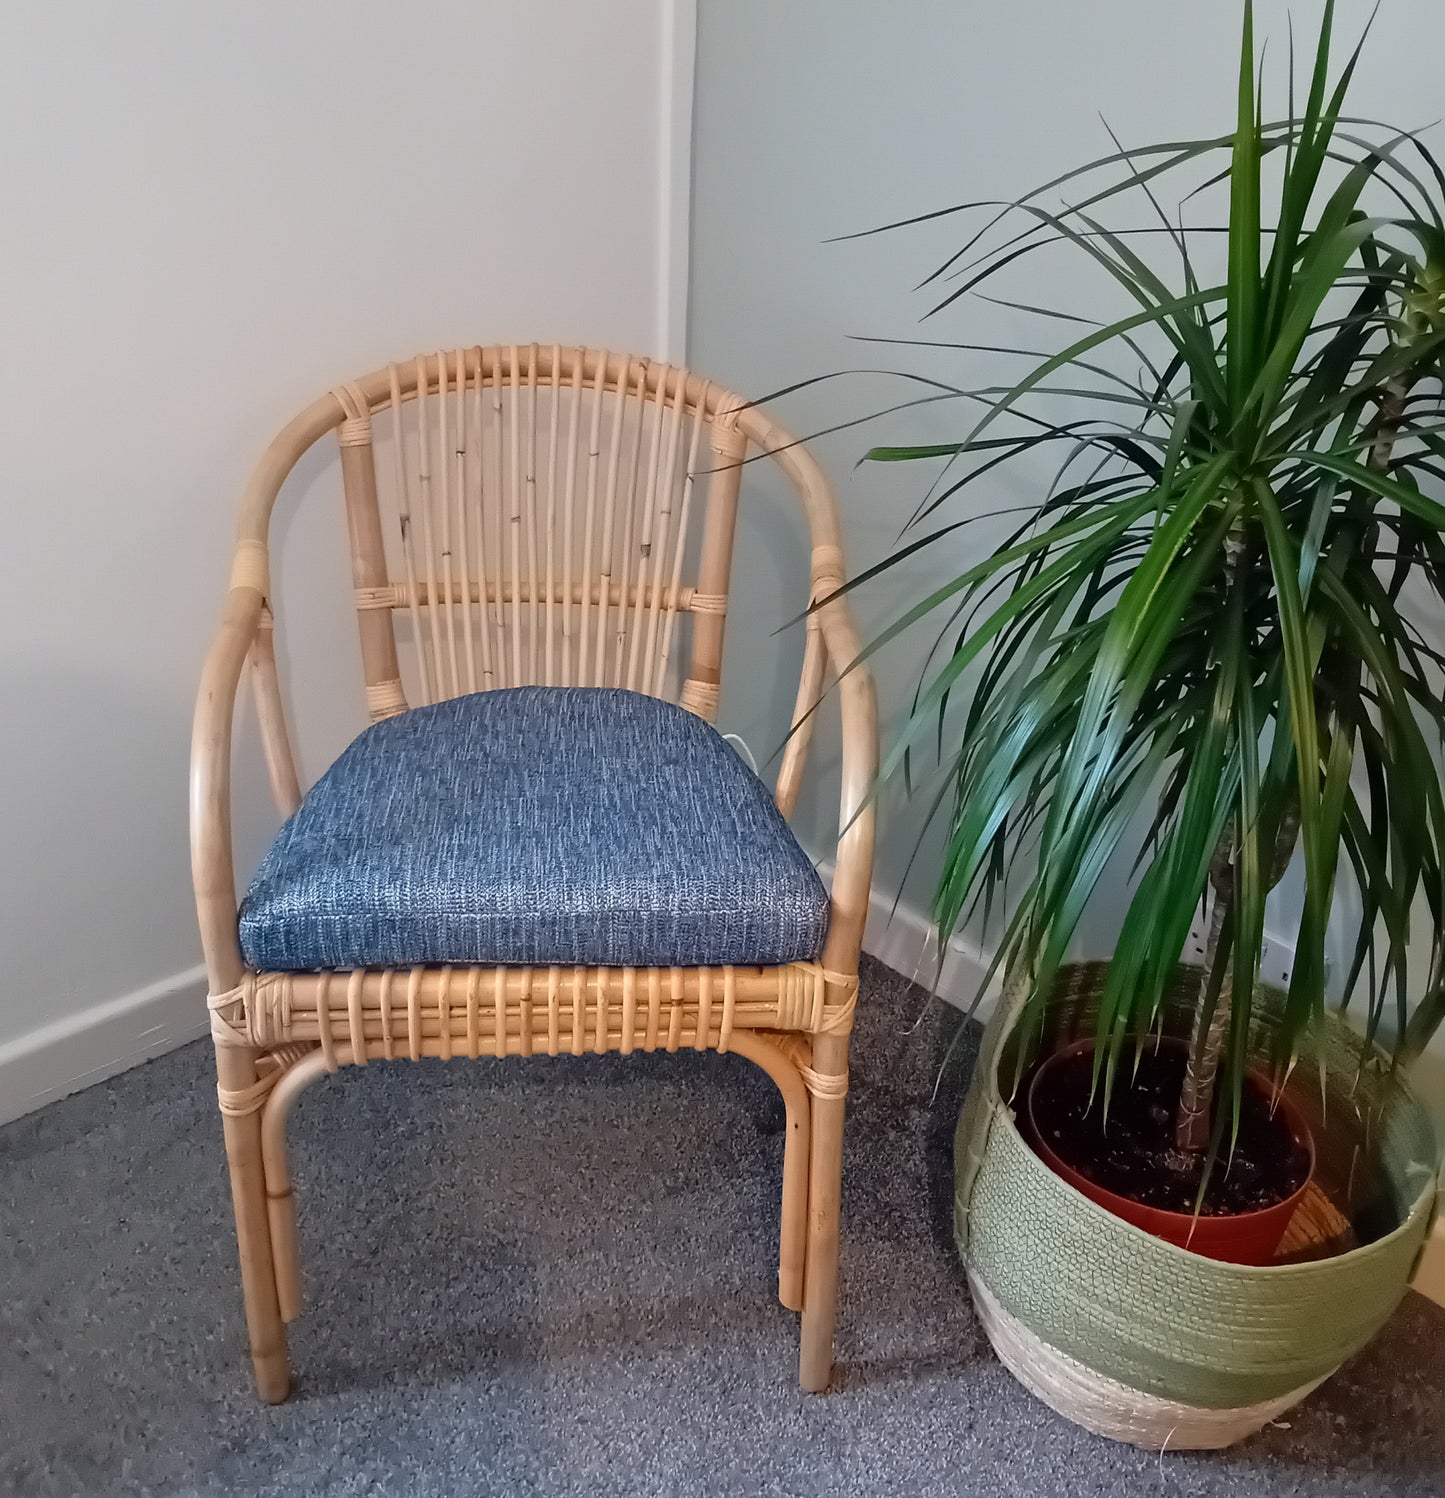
top-left (725, 402), bottom-right (880, 979)
top-left (817, 601), bottom-right (878, 976)
top-left (191, 585), bottom-right (265, 993)
top-left (774, 612), bottom-right (827, 820)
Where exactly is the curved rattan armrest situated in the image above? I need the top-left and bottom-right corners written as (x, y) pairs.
top-left (190, 393), bottom-right (340, 998)
top-left (726, 400), bottom-right (879, 976)
top-left (191, 581), bottom-right (265, 994)
top-left (815, 595), bottom-right (878, 974)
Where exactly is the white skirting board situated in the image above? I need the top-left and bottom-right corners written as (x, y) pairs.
top-left (820, 859), bottom-right (1445, 1311)
top-left (0, 965), bottom-right (210, 1128)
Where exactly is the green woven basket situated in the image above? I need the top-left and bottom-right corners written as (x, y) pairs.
top-left (955, 961), bottom-right (1440, 1447)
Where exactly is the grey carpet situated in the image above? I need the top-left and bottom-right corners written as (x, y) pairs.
top-left (2, 955), bottom-right (1443, 1497)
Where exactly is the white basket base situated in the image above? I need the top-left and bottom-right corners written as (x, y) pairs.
top-left (969, 1272), bottom-right (1332, 1450)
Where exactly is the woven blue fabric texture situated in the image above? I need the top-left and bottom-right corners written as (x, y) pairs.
top-left (239, 687), bottom-right (829, 972)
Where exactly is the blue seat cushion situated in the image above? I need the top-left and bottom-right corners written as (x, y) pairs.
top-left (239, 687), bottom-right (829, 972)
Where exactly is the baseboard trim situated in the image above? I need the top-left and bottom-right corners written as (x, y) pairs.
top-left (0, 965), bottom-right (210, 1127)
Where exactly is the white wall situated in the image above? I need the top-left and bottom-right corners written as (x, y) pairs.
top-left (0, 0), bottom-right (688, 1120)
top-left (689, 0), bottom-right (1445, 1014)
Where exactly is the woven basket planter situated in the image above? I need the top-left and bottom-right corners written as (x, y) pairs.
top-left (955, 961), bottom-right (1440, 1449)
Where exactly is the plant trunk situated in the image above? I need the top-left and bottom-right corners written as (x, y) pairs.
top-left (1174, 829), bottom-right (1238, 1157)
top-left (1368, 376), bottom-right (1409, 471)
top-left (1169, 358), bottom-right (1413, 1161)
top-left (1173, 880), bottom-right (1234, 1155)
top-left (1173, 802), bottom-right (1300, 1159)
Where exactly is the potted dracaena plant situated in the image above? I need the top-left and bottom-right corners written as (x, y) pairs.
top-left (842, 0), bottom-right (1444, 1448)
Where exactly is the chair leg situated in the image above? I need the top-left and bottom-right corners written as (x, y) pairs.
top-left (263, 1165), bottom-right (303, 1327)
top-left (261, 1047), bottom-right (334, 1325)
top-left (777, 1080), bottom-right (810, 1314)
top-left (217, 1048), bottom-right (291, 1404)
top-left (798, 1030), bottom-right (849, 1394)
top-left (729, 1031), bottom-right (812, 1313)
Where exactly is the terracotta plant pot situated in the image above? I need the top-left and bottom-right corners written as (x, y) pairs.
top-left (1025, 1039), bottom-right (1316, 1265)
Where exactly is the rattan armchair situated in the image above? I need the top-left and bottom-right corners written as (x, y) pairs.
top-left (191, 346), bottom-right (877, 1403)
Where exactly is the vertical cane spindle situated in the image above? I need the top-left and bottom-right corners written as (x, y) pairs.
top-left (681, 397), bottom-right (745, 721)
top-left (644, 970), bottom-right (662, 1051)
top-left (506, 345), bottom-right (523, 686)
top-left (591, 968), bottom-right (608, 1057)
top-left (389, 364), bottom-right (433, 706)
top-left (487, 352), bottom-right (507, 685)
top-left (436, 352), bottom-right (461, 697)
top-left (437, 969), bottom-right (452, 1062)
top-left (614, 369), bottom-right (649, 689)
top-left (559, 359), bottom-right (583, 686)
top-left (335, 383), bottom-right (405, 721)
top-left (696, 968), bottom-right (714, 1052)
top-left (468, 348), bottom-right (498, 689)
top-left (654, 384), bottom-right (710, 698)
top-left (544, 346), bottom-right (562, 686)
top-left (413, 357), bottom-right (446, 699)
top-left (542, 967), bottom-right (558, 1056)
top-left (631, 365), bottom-right (687, 691)
top-left (620, 969), bottom-right (637, 1056)
top-left (465, 969), bottom-right (480, 1060)
top-left (667, 967), bottom-right (684, 1052)
top-left (316, 972), bottom-right (337, 1072)
top-left (379, 968), bottom-right (396, 1061)
top-left (578, 352), bottom-right (608, 684)
top-left (346, 969), bottom-right (367, 1064)
top-left (608, 360), bottom-right (646, 685)
top-left (524, 345), bottom-right (541, 684)
top-left (493, 968), bottom-right (507, 1059)
top-left (570, 965), bottom-right (586, 1057)
top-left (451, 347), bottom-right (477, 694)
top-left (405, 967), bottom-right (423, 1063)
top-left (593, 354), bottom-right (632, 687)
top-left (519, 970), bottom-right (534, 1058)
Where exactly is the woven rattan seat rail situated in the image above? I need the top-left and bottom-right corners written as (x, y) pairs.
top-left (191, 344), bottom-right (877, 1405)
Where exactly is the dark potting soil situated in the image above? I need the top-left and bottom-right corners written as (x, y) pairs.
top-left (1027, 1045), bottom-right (1311, 1216)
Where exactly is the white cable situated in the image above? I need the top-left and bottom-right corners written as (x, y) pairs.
top-left (722, 733), bottom-right (758, 774)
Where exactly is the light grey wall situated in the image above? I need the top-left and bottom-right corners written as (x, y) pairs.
top-left (0, 0), bottom-right (674, 1079)
top-left (689, 0), bottom-right (1443, 962)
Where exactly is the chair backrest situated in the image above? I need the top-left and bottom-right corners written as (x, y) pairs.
top-left (328, 347), bottom-right (749, 726)
top-left (228, 344), bottom-right (863, 822)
